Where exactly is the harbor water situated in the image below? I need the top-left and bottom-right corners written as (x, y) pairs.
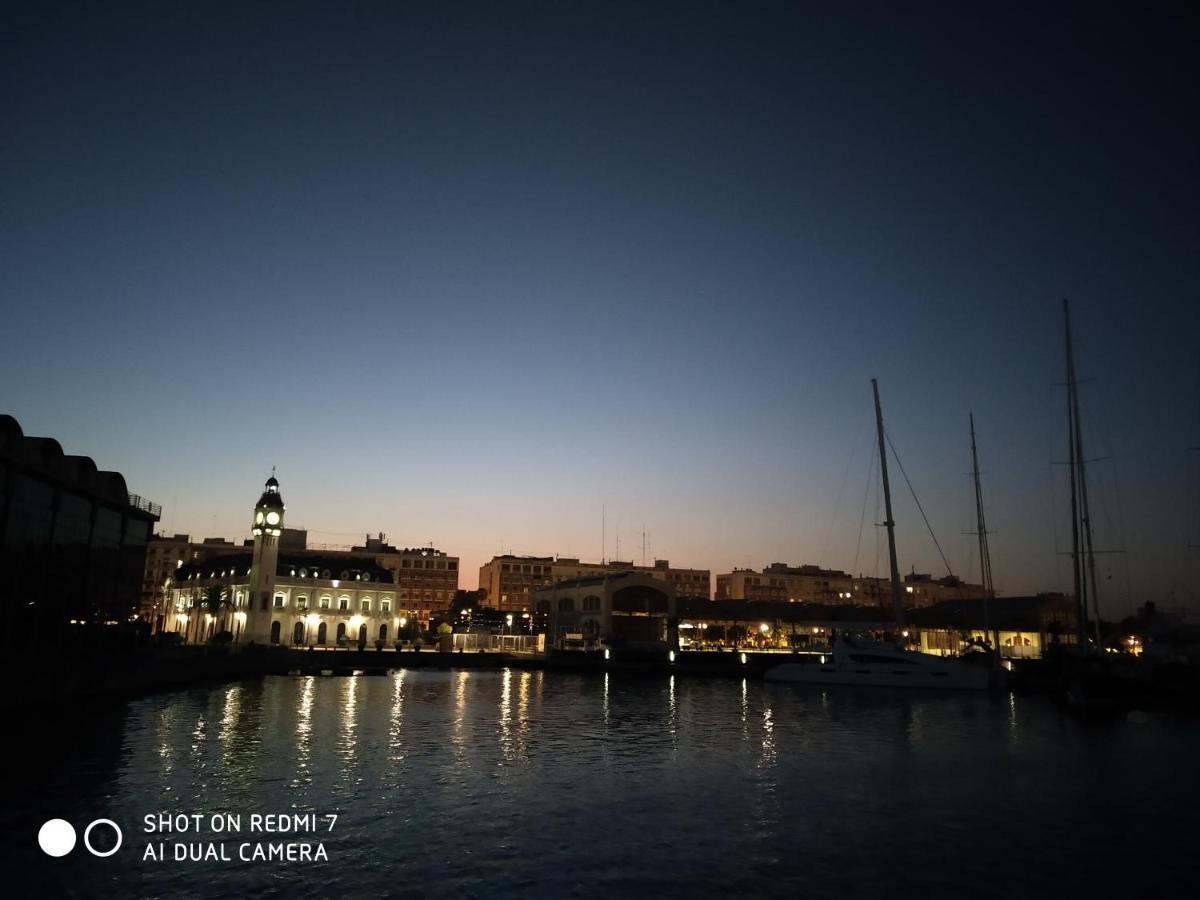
top-left (10, 669), bottom-right (1199, 898)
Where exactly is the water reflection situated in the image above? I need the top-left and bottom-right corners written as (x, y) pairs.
top-left (388, 670), bottom-right (406, 773)
top-left (292, 677), bottom-right (314, 790)
top-left (760, 705), bottom-right (775, 767)
top-left (18, 673), bottom-right (1200, 900)
top-left (499, 667), bottom-right (513, 761)
top-left (336, 676), bottom-right (359, 793)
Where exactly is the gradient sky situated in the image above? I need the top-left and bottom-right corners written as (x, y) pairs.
top-left (3, 3), bottom-right (1198, 614)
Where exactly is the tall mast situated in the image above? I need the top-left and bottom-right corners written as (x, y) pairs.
top-left (1063, 300), bottom-right (1094, 650)
top-left (872, 378), bottom-right (904, 629)
top-left (969, 412), bottom-right (994, 643)
top-left (1065, 301), bottom-right (1103, 646)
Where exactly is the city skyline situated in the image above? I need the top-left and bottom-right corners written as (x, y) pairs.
top-left (4, 4), bottom-right (1198, 615)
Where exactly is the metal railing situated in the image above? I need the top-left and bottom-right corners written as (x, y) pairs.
top-left (127, 492), bottom-right (162, 517)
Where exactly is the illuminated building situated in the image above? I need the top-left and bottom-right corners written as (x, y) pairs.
top-left (141, 534), bottom-right (245, 631)
top-left (167, 476), bottom-right (402, 646)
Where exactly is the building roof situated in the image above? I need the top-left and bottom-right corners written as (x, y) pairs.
top-left (176, 552), bottom-right (395, 584)
top-left (0, 413), bottom-right (159, 519)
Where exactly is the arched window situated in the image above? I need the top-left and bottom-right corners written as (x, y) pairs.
top-left (358, 624), bottom-right (368, 644)
top-left (558, 597), bottom-right (575, 612)
top-left (582, 595), bottom-right (601, 612)
top-left (336, 622), bottom-right (347, 644)
top-left (270, 621), bottom-right (281, 644)
top-left (536, 600), bottom-right (551, 614)
top-left (379, 624), bottom-right (388, 641)
top-left (293, 621), bottom-right (304, 644)
top-left (317, 622), bottom-right (328, 644)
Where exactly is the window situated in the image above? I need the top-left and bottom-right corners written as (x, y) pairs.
top-left (273, 594), bottom-right (285, 609)
top-left (319, 596), bottom-right (331, 609)
top-left (381, 599), bottom-right (391, 613)
top-left (583, 595), bottom-right (601, 612)
top-left (360, 598), bottom-right (371, 612)
top-left (558, 597), bottom-right (575, 612)
top-left (338, 596), bottom-right (350, 611)
top-left (296, 596), bottom-right (308, 610)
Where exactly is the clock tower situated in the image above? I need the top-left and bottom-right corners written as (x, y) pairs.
top-left (247, 473), bottom-right (285, 641)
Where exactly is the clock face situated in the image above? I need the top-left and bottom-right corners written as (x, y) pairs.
top-left (255, 511), bottom-right (264, 525)
top-left (265, 511), bottom-right (281, 526)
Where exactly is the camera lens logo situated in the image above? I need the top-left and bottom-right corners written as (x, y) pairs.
top-left (38, 820), bottom-right (76, 857)
top-left (38, 819), bottom-right (122, 858)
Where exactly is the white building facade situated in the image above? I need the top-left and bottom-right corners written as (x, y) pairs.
top-left (167, 476), bottom-right (406, 647)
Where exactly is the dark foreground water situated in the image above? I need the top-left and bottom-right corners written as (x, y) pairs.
top-left (7, 670), bottom-right (1200, 899)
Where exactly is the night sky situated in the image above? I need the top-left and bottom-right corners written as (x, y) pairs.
top-left (3, 3), bottom-right (1198, 613)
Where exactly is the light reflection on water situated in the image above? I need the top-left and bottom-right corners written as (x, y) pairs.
top-left (13, 670), bottom-right (1200, 899)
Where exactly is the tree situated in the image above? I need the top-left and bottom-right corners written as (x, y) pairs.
top-left (202, 585), bottom-right (228, 641)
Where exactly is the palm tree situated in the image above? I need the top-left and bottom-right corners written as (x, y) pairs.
top-left (203, 585), bottom-right (226, 642)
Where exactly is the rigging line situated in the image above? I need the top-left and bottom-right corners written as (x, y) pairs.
top-left (884, 430), bottom-right (954, 577)
top-left (852, 444), bottom-right (876, 576)
top-left (1046, 380), bottom-right (1066, 595)
top-left (819, 406), bottom-right (868, 566)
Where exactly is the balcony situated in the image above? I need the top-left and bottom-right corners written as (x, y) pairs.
top-left (128, 492), bottom-right (162, 517)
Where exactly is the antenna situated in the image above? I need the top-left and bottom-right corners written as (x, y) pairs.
top-left (601, 505), bottom-right (606, 564)
top-left (641, 524), bottom-right (647, 567)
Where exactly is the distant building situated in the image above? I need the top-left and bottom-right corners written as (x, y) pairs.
top-left (676, 593), bottom-right (1077, 659)
top-left (479, 554), bottom-right (710, 612)
top-left (535, 571), bottom-right (678, 650)
top-left (715, 562), bottom-right (990, 608)
top-left (350, 535), bottom-right (460, 626)
top-left (716, 564), bottom-right (856, 603)
top-left (0, 413), bottom-right (160, 650)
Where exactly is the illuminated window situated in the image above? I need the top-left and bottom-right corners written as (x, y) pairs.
top-left (319, 596), bottom-right (331, 609)
top-left (381, 599), bottom-right (391, 613)
top-left (360, 598), bottom-right (371, 612)
top-left (273, 594), bottom-right (285, 608)
top-left (296, 596), bottom-right (308, 610)
top-left (338, 596), bottom-right (349, 611)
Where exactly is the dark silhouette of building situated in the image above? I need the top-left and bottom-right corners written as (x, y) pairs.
top-left (0, 414), bottom-right (160, 653)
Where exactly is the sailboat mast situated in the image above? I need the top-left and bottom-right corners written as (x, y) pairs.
top-left (1063, 300), bottom-right (1089, 650)
top-left (872, 378), bottom-right (905, 629)
top-left (1065, 303), bottom-right (1104, 647)
top-left (969, 412), bottom-right (994, 642)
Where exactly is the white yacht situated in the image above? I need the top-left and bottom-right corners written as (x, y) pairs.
top-left (765, 378), bottom-right (998, 692)
top-left (765, 633), bottom-right (993, 690)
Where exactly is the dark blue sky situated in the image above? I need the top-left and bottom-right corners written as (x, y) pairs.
top-left (4, 3), bottom-right (1198, 611)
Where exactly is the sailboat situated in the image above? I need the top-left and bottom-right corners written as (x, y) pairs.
top-left (765, 379), bottom-right (993, 690)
